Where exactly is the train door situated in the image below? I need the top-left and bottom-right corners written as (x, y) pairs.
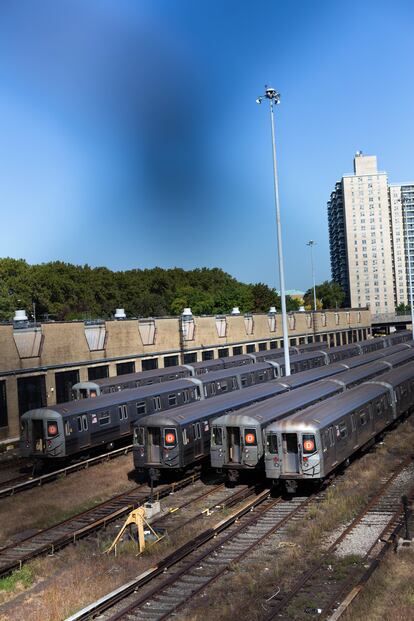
top-left (227, 427), bottom-right (241, 463)
top-left (33, 419), bottom-right (45, 453)
top-left (118, 404), bottom-right (129, 436)
top-left (193, 423), bottom-right (203, 457)
top-left (282, 433), bottom-right (300, 473)
top-left (148, 427), bottom-right (161, 463)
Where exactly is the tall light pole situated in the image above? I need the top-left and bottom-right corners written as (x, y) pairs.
top-left (307, 240), bottom-right (317, 312)
top-left (403, 199), bottom-right (414, 340)
top-left (256, 86), bottom-right (291, 375)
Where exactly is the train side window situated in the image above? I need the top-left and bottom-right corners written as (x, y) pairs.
top-left (322, 430), bottom-right (329, 452)
top-left (118, 405), bottom-right (128, 420)
top-left (193, 423), bottom-right (201, 440)
top-left (350, 414), bottom-right (356, 432)
top-left (212, 427), bottom-right (223, 446)
top-left (220, 381), bottom-right (228, 392)
top-left (136, 402), bottom-right (147, 416)
top-left (82, 415), bottom-right (88, 431)
top-left (375, 400), bottom-right (384, 417)
top-left (99, 412), bottom-right (111, 426)
top-left (153, 396), bottom-right (161, 411)
top-left (258, 373), bottom-right (264, 381)
top-left (168, 394), bottom-right (177, 407)
top-left (203, 386), bottom-right (208, 398)
top-left (232, 378), bottom-right (237, 390)
top-left (241, 376), bottom-right (247, 387)
top-left (77, 417), bottom-right (82, 432)
top-left (134, 426), bottom-right (144, 446)
top-left (183, 390), bottom-right (189, 404)
top-left (328, 426), bottom-right (335, 447)
top-left (182, 428), bottom-right (189, 445)
top-left (359, 410), bottom-right (368, 426)
top-left (65, 421), bottom-right (71, 436)
top-left (338, 422), bottom-right (347, 439)
top-left (266, 433), bottom-right (278, 454)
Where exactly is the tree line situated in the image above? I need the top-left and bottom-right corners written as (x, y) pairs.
top-left (0, 258), bottom-right (345, 322)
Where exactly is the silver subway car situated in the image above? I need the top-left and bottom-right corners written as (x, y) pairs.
top-left (264, 363), bottom-right (414, 492)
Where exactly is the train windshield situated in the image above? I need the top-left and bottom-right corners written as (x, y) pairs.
top-left (212, 426), bottom-right (223, 446)
top-left (244, 428), bottom-right (257, 446)
top-left (164, 428), bottom-right (177, 447)
top-left (266, 433), bottom-right (278, 454)
top-left (302, 434), bottom-right (316, 454)
top-left (134, 426), bottom-right (145, 446)
top-left (47, 421), bottom-right (59, 437)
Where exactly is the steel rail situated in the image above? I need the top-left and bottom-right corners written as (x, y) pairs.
top-left (0, 472), bottom-right (201, 578)
top-left (324, 483), bottom-right (414, 620)
top-left (0, 444), bottom-right (133, 499)
top-left (262, 456), bottom-right (414, 620)
top-left (65, 489), bottom-right (274, 621)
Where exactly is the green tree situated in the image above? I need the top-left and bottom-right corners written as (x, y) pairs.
top-left (304, 280), bottom-right (345, 310)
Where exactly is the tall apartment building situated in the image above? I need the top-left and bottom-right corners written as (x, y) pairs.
top-left (328, 152), bottom-right (414, 314)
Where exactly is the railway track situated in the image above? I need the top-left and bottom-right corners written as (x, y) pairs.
top-left (262, 458), bottom-right (414, 620)
top-left (67, 490), bottom-right (314, 621)
top-left (0, 444), bottom-right (133, 498)
top-left (0, 472), bottom-right (202, 578)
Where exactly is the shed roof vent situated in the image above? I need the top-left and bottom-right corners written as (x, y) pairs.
top-left (114, 308), bottom-right (126, 320)
top-left (13, 309), bottom-right (28, 323)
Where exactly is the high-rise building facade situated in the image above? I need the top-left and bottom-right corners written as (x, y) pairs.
top-left (328, 153), bottom-right (414, 314)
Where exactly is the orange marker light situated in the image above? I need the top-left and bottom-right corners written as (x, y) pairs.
top-left (165, 433), bottom-right (175, 445)
top-left (245, 433), bottom-right (255, 444)
top-left (303, 439), bottom-right (315, 452)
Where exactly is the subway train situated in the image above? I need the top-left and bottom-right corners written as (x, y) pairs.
top-left (133, 345), bottom-right (414, 478)
top-left (20, 333), bottom-right (410, 462)
top-left (70, 334), bottom-right (397, 400)
top-left (264, 363), bottom-right (414, 491)
top-left (70, 347), bottom-right (329, 399)
top-left (20, 362), bottom-right (280, 460)
top-left (210, 348), bottom-right (414, 482)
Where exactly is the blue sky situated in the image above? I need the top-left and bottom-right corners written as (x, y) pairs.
top-left (0, 0), bottom-right (413, 291)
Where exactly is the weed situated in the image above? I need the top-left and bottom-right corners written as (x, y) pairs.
top-left (0, 566), bottom-right (34, 592)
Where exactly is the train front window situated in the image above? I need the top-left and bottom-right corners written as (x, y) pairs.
top-left (164, 428), bottom-right (177, 447)
top-left (244, 428), bottom-right (257, 446)
top-left (47, 421), bottom-right (59, 437)
top-left (212, 426), bottom-right (223, 446)
top-left (302, 434), bottom-right (316, 454)
top-left (266, 433), bottom-right (278, 454)
top-left (134, 426), bottom-right (145, 446)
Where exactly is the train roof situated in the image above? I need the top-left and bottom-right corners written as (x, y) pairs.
top-left (322, 361), bottom-right (391, 388)
top-left (21, 378), bottom-right (195, 419)
top-left (198, 362), bottom-right (274, 382)
top-left (221, 354), bottom-right (254, 364)
top-left (269, 382), bottom-right (389, 432)
top-left (367, 361), bottom-right (414, 389)
top-left (338, 350), bottom-right (385, 368)
top-left (276, 364), bottom-right (345, 389)
top-left (73, 364), bottom-right (190, 388)
top-left (211, 381), bottom-right (341, 428)
top-left (386, 349), bottom-right (414, 365)
top-left (136, 381), bottom-right (289, 427)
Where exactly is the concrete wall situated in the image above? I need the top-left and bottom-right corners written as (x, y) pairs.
top-left (0, 308), bottom-right (371, 442)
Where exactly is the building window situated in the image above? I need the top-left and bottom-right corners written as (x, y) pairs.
top-left (142, 358), bottom-right (158, 371)
top-left (116, 361), bottom-right (135, 376)
top-left (183, 352), bottom-right (197, 364)
top-left (164, 355), bottom-right (179, 367)
top-left (88, 365), bottom-right (109, 381)
top-left (202, 350), bottom-right (214, 361)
